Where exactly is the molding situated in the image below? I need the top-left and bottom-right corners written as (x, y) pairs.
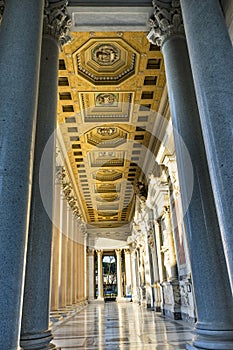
top-left (67, 6), bottom-right (153, 32)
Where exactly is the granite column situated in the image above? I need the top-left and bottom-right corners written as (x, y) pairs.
top-left (180, 0), bottom-right (233, 292)
top-left (20, 2), bottom-right (71, 349)
top-left (148, 1), bottom-right (233, 348)
top-left (0, 1), bottom-right (44, 349)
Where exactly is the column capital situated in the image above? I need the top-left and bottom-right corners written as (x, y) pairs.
top-left (147, 0), bottom-right (184, 48)
top-left (115, 249), bottom-right (122, 256)
top-left (43, 0), bottom-right (71, 47)
top-left (124, 249), bottom-right (131, 255)
top-left (0, 1), bottom-right (5, 24)
top-left (96, 249), bottom-right (103, 256)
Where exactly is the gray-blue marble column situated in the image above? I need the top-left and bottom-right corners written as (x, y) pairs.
top-left (180, 0), bottom-right (233, 293)
top-left (20, 2), bottom-right (71, 350)
top-left (0, 1), bottom-right (44, 349)
top-left (148, 1), bottom-right (233, 349)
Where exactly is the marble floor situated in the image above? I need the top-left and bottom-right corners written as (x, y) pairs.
top-left (52, 302), bottom-right (194, 350)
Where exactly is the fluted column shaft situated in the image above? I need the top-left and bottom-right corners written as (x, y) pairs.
top-left (72, 219), bottom-right (78, 304)
top-left (148, 2), bottom-right (233, 348)
top-left (97, 250), bottom-right (104, 300)
top-left (180, 0), bottom-right (233, 292)
top-left (50, 171), bottom-right (63, 312)
top-left (116, 249), bottom-right (123, 299)
top-left (0, 2), bottom-right (44, 349)
top-left (76, 242), bottom-right (81, 302)
top-left (84, 235), bottom-right (88, 300)
top-left (66, 208), bottom-right (74, 307)
top-left (59, 198), bottom-right (68, 309)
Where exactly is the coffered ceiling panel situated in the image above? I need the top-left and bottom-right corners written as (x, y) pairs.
top-left (57, 31), bottom-right (166, 233)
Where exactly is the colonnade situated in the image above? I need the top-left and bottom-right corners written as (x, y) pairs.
top-left (0, 1), bottom-right (233, 350)
top-left (147, 1), bottom-right (233, 348)
top-left (50, 166), bottom-right (87, 320)
top-left (88, 249), bottom-right (133, 302)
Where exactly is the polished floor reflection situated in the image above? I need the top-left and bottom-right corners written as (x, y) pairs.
top-left (52, 302), bottom-right (193, 349)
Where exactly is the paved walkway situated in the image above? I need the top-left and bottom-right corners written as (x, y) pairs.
top-left (52, 302), bottom-right (194, 349)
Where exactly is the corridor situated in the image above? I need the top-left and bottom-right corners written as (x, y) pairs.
top-left (52, 302), bottom-right (193, 350)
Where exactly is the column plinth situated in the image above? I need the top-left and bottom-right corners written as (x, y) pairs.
top-left (148, 1), bottom-right (233, 348)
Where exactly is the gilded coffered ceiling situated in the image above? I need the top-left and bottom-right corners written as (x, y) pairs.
top-left (57, 31), bottom-right (166, 232)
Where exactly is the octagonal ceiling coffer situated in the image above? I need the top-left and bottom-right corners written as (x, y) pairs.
top-left (85, 125), bottom-right (128, 148)
top-left (73, 38), bottom-right (139, 85)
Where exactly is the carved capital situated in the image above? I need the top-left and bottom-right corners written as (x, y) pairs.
top-left (115, 249), bottom-right (122, 256)
top-left (96, 249), bottom-right (103, 257)
top-left (148, 0), bottom-right (184, 47)
top-left (0, 1), bottom-right (5, 24)
top-left (44, 0), bottom-right (71, 46)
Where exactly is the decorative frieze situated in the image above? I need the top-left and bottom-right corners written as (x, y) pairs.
top-left (43, 0), bottom-right (71, 46)
top-left (148, 0), bottom-right (184, 47)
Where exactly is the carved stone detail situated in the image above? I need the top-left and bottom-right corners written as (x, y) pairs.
top-left (135, 181), bottom-right (147, 202)
top-left (55, 165), bottom-right (65, 184)
top-left (148, 0), bottom-right (184, 47)
top-left (44, 0), bottom-right (71, 46)
top-left (0, 0), bottom-right (5, 24)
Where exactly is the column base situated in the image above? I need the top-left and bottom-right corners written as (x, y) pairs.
top-left (186, 328), bottom-right (233, 349)
top-left (20, 329), bottom-right (57, 350)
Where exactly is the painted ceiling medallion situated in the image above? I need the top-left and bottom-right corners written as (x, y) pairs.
top-left (92, 44), bottom-right (119, 65)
